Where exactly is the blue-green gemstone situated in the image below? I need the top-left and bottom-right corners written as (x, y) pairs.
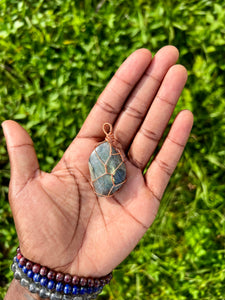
top-left (89, 142), bottom-right (126, 196)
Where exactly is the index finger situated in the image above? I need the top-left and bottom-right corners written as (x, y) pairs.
top-left (77, 49), bottom-right (152, 141)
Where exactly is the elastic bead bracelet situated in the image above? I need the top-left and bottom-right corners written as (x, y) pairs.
top-left (12, 247), bottom-right (112, 299)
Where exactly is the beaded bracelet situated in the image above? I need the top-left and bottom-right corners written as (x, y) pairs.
top-left (12, 247), bottom-right (112, 299)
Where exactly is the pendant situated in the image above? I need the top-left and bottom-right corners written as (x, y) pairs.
top-left (88, 123), bottom-right (127, 197)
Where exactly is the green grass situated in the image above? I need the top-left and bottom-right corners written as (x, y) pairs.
top-left (0, 0), bottom-right (225, 299)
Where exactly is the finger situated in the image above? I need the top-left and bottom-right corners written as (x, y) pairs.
top-left (145, 110), bottom-right (194, 201)
top-left (128, 64), bottom-right (188, 170)
top-left (77, 48), bottom-right (152, 141)
top-left (114, 45), bottom-right (179, 150)
top-left (2, 120), bottom-right (39, 191)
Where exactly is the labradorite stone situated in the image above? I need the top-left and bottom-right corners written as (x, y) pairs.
top-left (89, 141), bottom-right (126, 196)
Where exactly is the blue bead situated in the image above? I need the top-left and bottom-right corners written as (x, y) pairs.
top-left (40, 277), bottom-right (48, 287)
top-left (16, 258), bottom-right (19, 263)
top-left (33, 273), bottom-right (41, 282)
top-left (80, 287), bottom-right (87, 295)
top-left (18, 263), bottom-right (23, 268)
top-left (87, 287), bottom-right (93, 294)
top-left (64, 284), bottom-right (72, 294)
top-left (27, 270), bottom-right (34, 278)
top-left (47, 280), bottom-right (55, 290)
top-left (56, 282), bottom-right (64, 292)
top-left (72, 286), bottom-right (79, 295)
top-left (22, 266), bottom-right (28, 274)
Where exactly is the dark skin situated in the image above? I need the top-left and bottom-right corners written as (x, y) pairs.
top-left (3, 46), bottom-right (193, 300)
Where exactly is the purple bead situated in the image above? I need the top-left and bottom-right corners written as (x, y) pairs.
top-left (72, 276), bottom-right (79, 285)
top-left (40, 277), bottom-right (48, 287)
top-left (26, 261), bottom-right (33, 270)
top-left (87, 278), bottom-right (94, 287)
top-left (16, 247), bottom-right (20, 253)
top-left (64, 284), bottom-right (72, 294)
top-left (80, 277), bottom-right (87, 286)
top-left (47, 270), bottom-right (56, 280)
top-left (56, 272), bottom-right (64, 282)
top-left (94, 279), bottom-right (100, 288)
top-left (47, 280), bottom-right (55, 290)
top-left (64, 274), bottom-right (72, 283)
top-left (19, 257), bottom-right (27, 266)
top-left (40, 267), bottom-right (48, 276)
top-left (32, 264), bottom-right (41, 274)
top-left (56, 282), bottom-right (64, 292)
top-left (27, 270), bottom-right (34, 278)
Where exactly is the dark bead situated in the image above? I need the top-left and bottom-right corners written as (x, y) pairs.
top-left (64, 274), bottom-right (72, 283)
top-left (79, 277), bottom-right (87, 287)
top-left (27, 270), bottom-right (34, 278)
top-left (40, 267), bottom-right (48, 276)
top-left (87, 287), bottom-right (93, 294)
top-left (72, 276), bottom-right (79, 285)
top-left (22, 266), bottom-right (28, 274)
top-left (94, 279), bottom-right (100, 288)
top-left (56, 272), bottom-right (64, 282)
top-left (47, 280), bottom-right (55, 290)
top-left (80, 287), bottom-right (87, 295)
top-left (64, 284), bottom-right (72, 294)
top-left (26, 261), bottom-right (33, 270)
top-left (100, 278), bottom-right (105, 286)
top-left (32, 264), bottom-right (41, 274)
top-left (33, 273), bottom-right (41, 282)
top-left (47, 270), bottom-right (56, 280)
top-left (72, 285), bottom-right (79, 295)
top-left (16, 247), bottom-right (20, 253)
top-left (56, 282), bottom-right (64, 292)
top-left (40, 277), bottom-right (48, 287)
top-left (87, 278), bottom-right (94, 287)
top-left (19, 257), bottom-right (27, 266)
top-left (17, 253), bottom-right (22, 260)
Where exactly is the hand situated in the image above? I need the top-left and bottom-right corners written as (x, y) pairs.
top-left (2, 46), bottom-right (193, 278)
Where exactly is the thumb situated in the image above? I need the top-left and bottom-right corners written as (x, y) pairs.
top-left (2, 120), bottom-right (39, 192)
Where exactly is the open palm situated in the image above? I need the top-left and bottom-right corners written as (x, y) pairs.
top-left (3, 46), bottom-right (193, 278)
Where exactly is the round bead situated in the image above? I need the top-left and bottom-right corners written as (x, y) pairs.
top-left (17, 253), bottom-right (22, 260)
top-left (47, 280), bottom-right (55, 290)
top-left (19, 257), bottom-right (27, 266)
top-left (27, 270), bottom-right (34, 278)
top-left (64, 274), bottom-right (72, 283)
top-left (29, 282), bottom-right (39, 293)
top-left (56, 282), bottom-right (64, 292)
top-left (72, 286), bottom-right (79, 295)
top-left (18, 263), bottom-right (23, 269)
top-left (56, 272), bottom-right (64, 282)
top-left (22, 266), bottom-right (28, 274)
top-left (64, 284), bottom-right (72, 294)
top-left (87, 287), bottom-right (93, 294)
top-left (33, 273), bottom-right (41, 282)
top-left (16, 246), bottom-right (20, 253)
top-left (72, 276), bottom-right (79, 285)
top-left (39, 287), bottom-right (51, 299)
top-left (14, 269), bottom-right (22, 280)
top-left (94, 279), bottom-right (100, 288)
top-left (79, 277), bottom-right (87, 287)
top-left (40, 267), bottom-right (48, 276)
top-left (26, 261), bottom-right (33, 270)
top-left (40, 277), bottom-right (48, 287)
top-left (50, 293), bottom-right (63, 300)
top-left (87, 278), bottom-right (94, 287)
top-left (80, 287), bottom-right (87, 295)
top-left (20, 278), bottom-right (30, 288)
top-left (47, 270), bottom-right (56, 280)
top-left (32, 264), bottom-right (41, 274)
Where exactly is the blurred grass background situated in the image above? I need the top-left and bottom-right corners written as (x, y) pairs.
top-left (0, 0), bottom-right (225, 299)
